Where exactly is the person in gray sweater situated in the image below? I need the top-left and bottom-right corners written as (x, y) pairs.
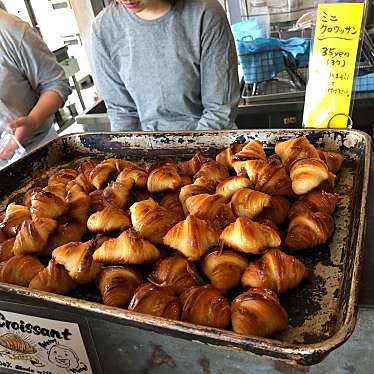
top-left (0, 10), bottom-right (71, 158)
top-left (90, 0), bottom-right (240, 132)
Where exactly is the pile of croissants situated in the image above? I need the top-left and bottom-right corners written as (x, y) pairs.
top-left (0, 136), bottom-right (343, 338)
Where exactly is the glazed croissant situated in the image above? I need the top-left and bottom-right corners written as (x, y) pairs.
top-left (159, 192), bottom-right (185, 222)
top-left (116, 164), bottom-right (148, 189)
top-left (48, 168), bottom-right (78, 187)
top-left (255, 196), bottom-right (290, 226)
top-left (0, 203), bottom-right (31, 237)
top-left (23, 187), bottom-right (43, 208)
top-left (230, 188), bottom-right (272, 219)
top-left (290, 158), bottom-right (329, 195)
top-left (130, 198), bottom-right (181, 244)
top-left (216, 176), bottom-right (252, 202)
top-left (93, 230), bottom-right (160, 265)
top-left (30, 190), bottom-right (69, 220)
top-left (70, 173), bottom-right (95, 193)
top-left (275, 137), bottom-right (320, 171)
top-left (233, 140), bottom-right (266, 161)
top-left (179, 182), bottom-right (214, 216)
top-left (128, 283), bottom-right (180, 320)
top-left (180, 285), bottom-right (230, 329)
top-left (288, 191), bottom-right (338, 219)
top-left (66, 182), bottom-right (91, 224)
top-left (185, 194), bottom-right (235, 228)
top-left (89, 190), bottom-right (105, 213)
top-left (29, 258), bottom-right (77, 295)
top-left (215, 143), bottom-right (243, 169)
top-left (13, 218), bottom-right (58, 256)
top-left (78, 159), bottom-right (100, 179)
top-left (147, 164), bottom-right (182, 193)
top-left (0, 255), bottom-right (44, 287)
top-left (87, 207), bottom-right (131, 233)
top-left (52, 239), bottom-right (102, 284)
top-left (43, 183), bottom-right (66, 201)
top-left (97, 266), bottom-right (142, 307)
top-left (149, 255), bottom-right (203, 295)
top-left (178, 153), bottom-right (207, 176)
top-left (318, 151), bottom-right (344, 174)
top-left (220, 217), bottom-right (281, 254)
top-left (193, 160), bottom-right (229, 182)
top-left (47, 223), bottom-right (87, 254)
top-left (0, 238), bottom-right (15, 262)
top-left (90, 159), bottom-right (118, 189)
top-left (163, 215), bottom-right (220, 261)
top-left (231, 288), bottom-right (288, 337)
top-left (201, 250), bottom-right (248, 293)
top-left (286, 211), bottom-right (335, 250)
top-left (241, 248), bottom-right (307, 293)
top-left (103, 180), bottom-right (133, 210)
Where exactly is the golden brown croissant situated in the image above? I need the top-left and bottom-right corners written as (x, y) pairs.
top-left (255, 196), bottom-right (290, 226)
top-left (290, 158), bottom-right (329, 195)
top-left (43, 183), bottom-right (66, 201)
top-left (89, 190), bottom-right (105, 213)
top-left (147, 159), bottom-right (178, 173)
top-left (201, 250), bottom-right (248, 293)
top-left (52, 239), bottom-right (102, 284)
top-left (30, 190), bottom-right (69, 220)
top-left (0, 203), bottom-right (31, 237)
top-left (275, 137), bottom-right (320, 171)
top-left (0, 255), bottom-right (44, 287)
top-left (233, 140), bottom-right (267, 161)
top-left (193, 176), bottom-right (218, 191)
top-left (66, 183), bottom-right (91, 224)
top-left (179, 182), bottom-right (214, 216)
top-left (29, 258), bottom-right (77, 295)
top-left (288, 191), bottom-right (338, 219)
top-left (286, 211), bottom-right (335, 251)
top-left (178, 153), bottom-right (208, 176)
top-left (231, 288), bottom-right (288, 337)
top-left (93, 230), bottom-right (160, 265)
top-left (87, 207), bottom-right (131, 233)
top-left (116, 165), bottom-right (148, 189)
top-left (316, 172), bottom-right (337, 193)
top-left (193, 160), bottom-right (229, 182)
top-left (232, 161), bottom-right (249, 177)
top-left (23, 187), bottom-right (43, 208)
top-left (103, 180), bottom-right (133, 210)
top-left (147, 164), bottom-right (182, 193)
top-left (128, 283), bottom-right (180, 320)
top-left (48, 168), bottom-right (78, 187)
top-left (216, 143), bottom-right (243, 169)
top-left (220, 217), bottom-right (281, 254)
top-left (13, 218), bottom-right (58, 256)
top-left (130, 198), bottom-right (181, 244)
top-left (97, 266), bottom-right (142, 307)
top-left (68, 173), bottom-right (95, 194)
top-left (47, 223), bottom-right (87, 254)
top-left (318, 151), bottom-right (344, 174)
top-left (90, 159), bottom-right (118, 189)
top-left (216, 177), bottom-right (251, 202)
top-left (131, 189), bottom-right (152, 203)
top-left (241, 248), bottom-right (307, 292)
top-left (180, 285), bottom-right (230, 329)
top-left (78, 159), bottom-right (100, 179)
top-left (230, 188), bottom-right (272, 219)
top-left (180, 174), bottom-right (192, 187)
top-left (0, 238), bottom-right (15, 262)
top-left (159, 191), bottom-right (185, 222)
top-left (149, 255), bottom-right (203, 295)
top-left (163, 215), bottom-right (221, 261)
top-left (185, 194), bottom-right (235, 228)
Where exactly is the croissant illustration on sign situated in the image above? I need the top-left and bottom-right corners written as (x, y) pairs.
top-left (0, 333), bottom-right (37, 354)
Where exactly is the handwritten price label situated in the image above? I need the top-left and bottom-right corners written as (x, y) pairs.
top-left (303, 3), bottom-right (364, 128)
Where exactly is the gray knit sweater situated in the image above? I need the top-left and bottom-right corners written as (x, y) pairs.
top-left (90, 0), bottom-right (240, 132)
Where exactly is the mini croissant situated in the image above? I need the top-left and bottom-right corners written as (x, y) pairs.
top-left (97, 266), bottom-right (142, 307)
top-left (52, 239), bottom-right (102, 284)
top-left (13, 218), bottom-right (58, 256)
top-left (130, 198), bottom-right (181, 244)
top-left (23, 188), bottom-right (43, 208)
top-left (193, 160), bottom-right (229, 182)
top-left (178, 153), bottom-right (207, 176)
top-left (47, 223), bottom-right (87, 254)
top-left (318, 151), bottom-right (344, 174)
top-left (78, 159), bottom-right (100, 179)
top-left (30, 190), bottom-right (69, 220)
top-left (93, 230), bottom-right (160, 265)
top-left (48, 168), bottom-right (78, 187)
top-left (230, 188), bottom-right (272, 219)
top-left (255, 196), bottom-right (290, 226)
top-left (180, 285), bottom-right (230, 329)
top-left (0, 238), bottom-right (15, 262)
top-left (216, 143), bottom-right (243, 169)
top-left (87, 207), bottom-right (131, 233)
top-left (29, 259), bottom-right (77, 295)
top-left (179, 183), bottom-right (213, 216)
top-left (159, 192), bottom-right (185, 222)
top-left (1, 255), bottom-right (44, 287)
top-left (202, 250), bottom-right (248, 293)
top-left (163, 215), bottom-right (220, 261)
top-left (233, 140), bottom-right (266, 161)
top-left (149, 255), bottom-right (203, 295)
top-left (216, 176), bottom-right (251, 202)
top-left (220, 217), bottom-right (281, 254)
top-left (185, 194), bottom-right (235, 228)
top-left (66, 183), bottom-right (91, 224)
top-left (103, 180), bottom-right (133, 210)
top-left (286, 211), bottom-right (335, 251)
top-left (241, 248), bottom-right (307, 293)
top-left (43, 183), bottom-right (66, 201)
top-left (231, 288), bottom-right (288, 337)
top-left (90, 159), bottom-right (118, 189)
top-left (70, 173), bottom-right (95, 193)
top-left (147, 164), bottom-right (182, 193)
top-left (89, 190), bottom-right (105, 213)
top-left (0, 203), bottom-right (31, 237)
top-left (128, 283), bottom-right (180, 320)
top-left (117, 164), bottom-right (148, 189)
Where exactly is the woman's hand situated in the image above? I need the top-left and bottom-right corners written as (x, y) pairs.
top-left (8, 116), bottom-right (39, 144)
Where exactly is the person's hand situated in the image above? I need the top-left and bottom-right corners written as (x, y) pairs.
top-left (0, 135), bottom-right (17, 160)
top-left (8, 116), bottom-right (38, 144)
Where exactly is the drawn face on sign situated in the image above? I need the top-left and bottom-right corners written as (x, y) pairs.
top-left (48, 344), bottom-right (79, 370)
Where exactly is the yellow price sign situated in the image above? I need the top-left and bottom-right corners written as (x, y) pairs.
top-left (303, 2), bottom-right (364, 128)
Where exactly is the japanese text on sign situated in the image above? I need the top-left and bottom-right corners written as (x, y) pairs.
top-left (303, 3), bottom-right (364, 128)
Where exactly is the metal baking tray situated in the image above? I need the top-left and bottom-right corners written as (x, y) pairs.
top-left (0, 129), bottom-right (371, 366)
